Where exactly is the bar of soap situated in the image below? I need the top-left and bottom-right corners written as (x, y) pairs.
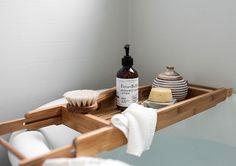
top-left (148, 87), bottom-right (173, 103)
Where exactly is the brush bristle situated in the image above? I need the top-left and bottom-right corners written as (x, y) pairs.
top-left (63, 90), bottom-right (99, 107)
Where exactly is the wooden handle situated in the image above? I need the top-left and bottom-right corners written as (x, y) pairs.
top-left (0, 137), bottom-right (26, 160)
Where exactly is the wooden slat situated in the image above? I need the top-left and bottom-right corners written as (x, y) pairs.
top-left (227, 88), bottom-right (233, 97)
top-left (0, 118), bottom-right (26, 135)
top-left (25, 117), bottom-right (62, 131)
top-left (188, 83), bottom-right (217, 90)
top-left (62, 107), bottom-right (110, 133)
top-left (156, 88), bottom-right (227, 130)
top-left (0, 137), bottom-right (26, 160)
top-left (97, 87), bottom-right (116, 103)
top-left (75, 126), bottom-right (126, 157)
top-left (0, 117), bottom-right (62, 136)
top-left (139, 85), bottom-right (152, 101)
top-left (0, 115), bottom-right (62, 136)
top-left (186, 85), bottom-right (213, 98)
top-left (24, 105), bottom-right (62, 123)
top-left (98, 110), bottom-right (120, 121)
top-left (188, 85), bottom-right (214, 93)
top-left (91, 105), bottom-right (118, 118)
top-left (85, 114), bottom-right (111, 125)
top-left (157, 88), bottom-right (226, 114)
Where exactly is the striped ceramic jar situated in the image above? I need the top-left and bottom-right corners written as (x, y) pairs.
top-left (152, 66), bottom-right (188, 101)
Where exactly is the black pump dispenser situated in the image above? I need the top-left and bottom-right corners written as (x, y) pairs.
top-left (122, 44), bottom-right (133, 66)
top-left (116, 44), bottom-right (139, 111)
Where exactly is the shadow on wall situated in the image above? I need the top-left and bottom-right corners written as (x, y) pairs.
top-left (0, 0), bottom-right (128, 165)
top-left (129, 0), bottom-right (235, 90)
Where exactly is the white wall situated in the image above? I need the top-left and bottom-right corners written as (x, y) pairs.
top-left (129, 0), bottom-right (236, 90)
top-left (0, 0), bottom-right (128, 165)
top-left (1, 0), bottom-right (236, 165)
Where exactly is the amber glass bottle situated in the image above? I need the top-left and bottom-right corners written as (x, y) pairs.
top-left (116, 44), bottom-right (139, 111)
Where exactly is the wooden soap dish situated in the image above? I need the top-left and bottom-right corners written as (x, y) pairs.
top-left (143, 99), bottom-right (177, 109)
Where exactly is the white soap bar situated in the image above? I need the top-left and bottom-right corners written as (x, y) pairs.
top-left (148, 87), bottom-right (173, 103)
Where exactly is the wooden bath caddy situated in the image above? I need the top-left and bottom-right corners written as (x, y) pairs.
top-left (0, 84), bottom-right (233, 166)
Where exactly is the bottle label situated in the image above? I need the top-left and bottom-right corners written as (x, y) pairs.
top-left (116, 77), bottom-right (139, 107)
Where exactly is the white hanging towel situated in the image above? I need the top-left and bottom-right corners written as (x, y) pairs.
top-left (111, 103), bottom-right (157, 157)
top-left (43, 157), bottom-right (130, 166)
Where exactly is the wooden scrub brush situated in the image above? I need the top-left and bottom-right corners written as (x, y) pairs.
top-left (63, 90), bottom-right (99, 114)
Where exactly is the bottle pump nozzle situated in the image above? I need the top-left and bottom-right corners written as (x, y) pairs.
top-left (124, 44), bottom-right (130, 56)
top-left (122, 44), bottom-right (133, 66)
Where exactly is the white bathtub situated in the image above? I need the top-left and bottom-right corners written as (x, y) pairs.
top-left (9, 94), bottom-right (236, 166)
top-left (98, 94), bottom-right (236, 166)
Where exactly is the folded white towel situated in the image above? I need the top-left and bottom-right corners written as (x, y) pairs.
top-left (8, 131), bottom-right (51, 166)
top-left (111, 103), bottom-right (157, 156)
top-left (43, 157), bottom-right (130, 166)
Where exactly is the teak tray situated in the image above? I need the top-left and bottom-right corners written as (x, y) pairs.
top-left (0, 84), bottom-right (233, 166)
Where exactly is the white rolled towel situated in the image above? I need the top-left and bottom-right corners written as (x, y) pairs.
top-left (8, 130), bottom-right (51, 166)
top-left (39, 125), bottom-right (81, 149)
top-left (111, 103), bottom-right (157, 156)
top-left (43, 157), bottom-right (130, 166)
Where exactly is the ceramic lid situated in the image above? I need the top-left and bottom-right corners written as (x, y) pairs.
top-left (157, 66), bottom-right (183, 81)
